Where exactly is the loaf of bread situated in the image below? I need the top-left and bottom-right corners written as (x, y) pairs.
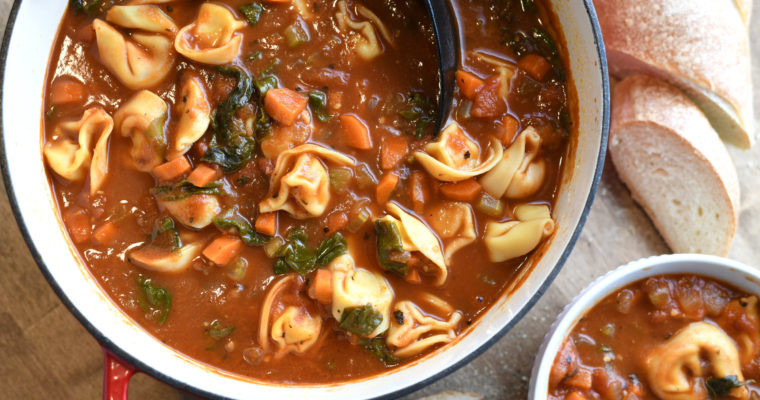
top-left (594, 0), bottom-right (754, 148)
top-left (609, 75), bottom-right (740, 256)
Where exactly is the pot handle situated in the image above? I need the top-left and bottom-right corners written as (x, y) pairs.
top-left (102, 347), bottom-right (138, 400)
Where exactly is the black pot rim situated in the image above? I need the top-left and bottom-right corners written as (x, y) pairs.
top-left (0, 2), bottom-right (610, 399)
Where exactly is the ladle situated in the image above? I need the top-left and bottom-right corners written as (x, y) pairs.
top-left (423, 0), bottom-right (458, 131)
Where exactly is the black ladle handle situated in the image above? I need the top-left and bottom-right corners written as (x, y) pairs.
top-left (424, 0), bottom-right (458, 131)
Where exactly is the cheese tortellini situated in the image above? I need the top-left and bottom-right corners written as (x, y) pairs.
top-left (114, 90), bottom-right (168, 172)
top-left (172, 76), bottom-right (211, 157)
top-left (335, 1), bottom-right (393, 61)
top-left (387, 300), bottom-right (462, 358)
top-left (328, 254), bottom-right (394, 338)
top-left (480, 126), bottom-right (546, 199)
top-left (415, 123), bottom-right (503, 182)
top-left (378, 203), bottom-right (449, 285)
top-left (427, 202), bottom-right (476, 264)
top-left (93, 5), bottom-right (177, 90)
top-left (645, 322), bottom-right (748, 400)
top-left (260, 144), bottom-right (355, 219)
top-left (158, 194), bottom-right (221, 230)
top-left (44, 107), bottom-right (113, 195)
top-left (483, 204), bottom-right (555, 262)
top-left (259, 275), bottom-right (323, 358)
top-left (128, 241), bottom-right (203, 273)
top-left (175, 3), bottom-right (246, 65)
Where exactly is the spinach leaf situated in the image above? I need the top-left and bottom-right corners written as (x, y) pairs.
top-left (137, 275), bottom-right (171, 324)
top-left (274, 231), bottom-right (346, 275)
top-left (202, 66), bottom-right (257, 172)
top-left (149, 217), bottom-right (181, 251)
top-left (308, 90), bottom-right (333, 122)
top-left (206, 320), bottom-right (235, 340)
top-left (212, 207), bottom-right (268, 246)
top-left (70, 0), bottom-right (103, 15)
top-left (239, 3), bottom-right (263, 26)
top-left (339, 305), bottom-right (382, 337)
top-left (706, 376), bottom-right (744, 399)
top-left (151, 180), bottom-right (222, 201)
top-left (399, 93), bottom-right (435, 138)
top-left (374, 219), bottom-right (409, 276)
top-left (359, 337), bottom-right (399, 366)
top-left (274, 229), bottom-right (316, 275)
top-left (315, 232), bottom-right (347, 266)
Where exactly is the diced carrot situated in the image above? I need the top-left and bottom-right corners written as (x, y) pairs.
top-left (92, 221), bottom-right (117, 245)
top-left (264, 88), bottom-right (308, 126)
top-left (50, 79), bottom-right (87, 106)
top-left (380, 135), bottom-right (408, 170)
top-left (410, 172), bottom-right (428, 214)
top-left (501, 115), bottom-right (520, 145)
top-left (202, 235), bottom-right (243, 266)
top-left (565, 368), bottom-right (593, 390)
top-left (63, 209), bottom-right (91, 244)
top-left (308, 269), bottom-right (333, 304)
top-left (152, 156), bottom-right (191, 181)
top-left (455, 70), bottom-right (484, 100)
top-left (340, 114), bottom-right (372, 150)
top-left (186, 164), bottom-right (219, 187)
top-left (471, 75), bottom-right (507, 118)
top-left (405, 268), bottom-right (421, 284)
top-left (254, 212), bottom-right (278, 236)
top-left (327, 211), bottom-right (348, 233)
top-left (518, 53), bottom-right (552, 81)
top-left (565, 392), bottom-right (586, 400)
top-left (375, 173), bottom-right (399, 204)
top-left (440, 179), bottom-right (482, 202)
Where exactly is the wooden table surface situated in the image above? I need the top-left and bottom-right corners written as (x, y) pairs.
top-left (0, 1), bottom-right (758, 399)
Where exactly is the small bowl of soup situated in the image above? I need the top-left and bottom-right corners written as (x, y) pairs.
top-left (530, 254), bottom-right (760, 400)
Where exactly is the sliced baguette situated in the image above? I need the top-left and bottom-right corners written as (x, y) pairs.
top-left (609, 75), bottom-right (740, 256)
top-left (594, 0), bottom-right (754, 148)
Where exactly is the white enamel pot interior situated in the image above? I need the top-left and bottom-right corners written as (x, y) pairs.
top-left (529, 254), bottom-right (760, 399)
top-left (0, 1), bottom-right (608, 399)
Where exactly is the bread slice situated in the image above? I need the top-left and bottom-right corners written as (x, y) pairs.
top-left (609, 75), bottom-right (740, 256)
top-left (594, 0), bottom-right (754, 148)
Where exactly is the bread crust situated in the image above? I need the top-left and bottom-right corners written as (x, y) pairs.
top-left (610, 75), bottom-right (740, 255)
top-left (594, 0), bottom-right (754, 148)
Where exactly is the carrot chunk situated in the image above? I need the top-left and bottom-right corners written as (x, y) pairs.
top-left (327, 211), bottom-right (348, 233)
top-left (440, 179), bottom-right (482, 202)
top-left (410, 172), bottom-right (428, 214)
top-left (380, 135), bottom-right (408, 170)
top-left (518, 53), bottom-right (552, 81)
top-left (264, 88), bottom-right (308, 126)
top-left (254, 212), bottom-right (278, 236)
top-left (50, 79), bottom-right (88, 106)
top-left (308, 269), bottom-right (333, 304)
top-left (63, 209), bottom-right (91, 244)
top-left (405, 268), bottom-right (422, 284)
top-left (455, 70), bottom-right (484, 100)
top-left (376, 173), bottom-right (399, 204)
top-left (203, 235), bottom-right (243, 266)
top-left (186, 164), bottom-right (219, 188)
top-left (340, 114), bottom-right (373, 150)
top-left (501, 115), bottom-right (520, 145)
top-left (152, 156), bottom-right (191, 182)
top-left (93, 221), bottom-right (118, 245)
top-left (565, 368), bottom-right (593, 390)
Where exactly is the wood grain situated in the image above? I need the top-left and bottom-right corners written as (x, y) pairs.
top-left (0, 1), bottom-right (757, 399)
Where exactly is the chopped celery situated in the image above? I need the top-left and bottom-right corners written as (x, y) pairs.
top-left (355, 163), bottom-right (378, 189)
top-left (329, 167), bottom-right (353, 193)
top-left (476, 192), bottom-right (505, 217)
top-left (283, 20), bottom-right (310, 48)
top-left (263, 237), bottom-right (285, 258)
top-left (225, 257), bottom-right (248, 281)
top-left (347, 208), bottom-right (371, 233)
